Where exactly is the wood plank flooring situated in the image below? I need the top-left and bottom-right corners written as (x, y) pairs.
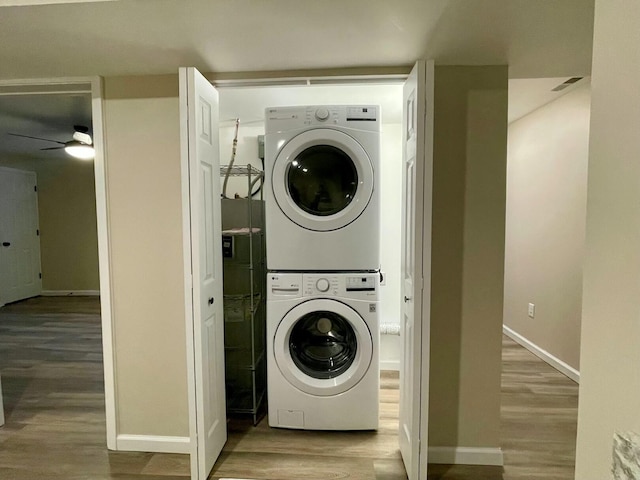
top-left (0, 297), bottom-right (578, 479)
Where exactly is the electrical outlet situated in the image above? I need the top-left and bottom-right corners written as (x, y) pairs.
top-left (528, 303), bottom-right (535, 318)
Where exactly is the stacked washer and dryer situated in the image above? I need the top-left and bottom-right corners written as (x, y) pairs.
top-left (264, 105), bottom-right (381, 431)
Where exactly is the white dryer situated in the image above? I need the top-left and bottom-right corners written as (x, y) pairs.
top-left (264, 105), bottom-right (380, 271)
top-left (267, 272), bottom-right (379, 430)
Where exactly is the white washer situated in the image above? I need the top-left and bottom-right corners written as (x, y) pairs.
top-left (267, 272), bottom-right (380, 430)
top-left (265, 105), bottom-right (380, 271)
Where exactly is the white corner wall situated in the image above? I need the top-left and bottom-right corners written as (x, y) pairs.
top-left (503, 83), bottom-right (591, 374)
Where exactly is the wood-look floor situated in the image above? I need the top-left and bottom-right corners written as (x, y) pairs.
top-left (0, 297), bottom-right (578, 479)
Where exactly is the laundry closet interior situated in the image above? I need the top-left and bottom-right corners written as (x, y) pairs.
top-left (215, 79), bottom-right (405, 429)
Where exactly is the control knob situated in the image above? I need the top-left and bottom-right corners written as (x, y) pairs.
top-left (315, 278), bottom-right (330, 292)
top-left (315, 107), bottom-right (330, 121)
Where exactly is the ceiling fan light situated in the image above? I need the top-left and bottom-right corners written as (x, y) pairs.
top-left (65, 141), bottom-right (95, 160)
top-left (72, 131), bottom-right (93, 145)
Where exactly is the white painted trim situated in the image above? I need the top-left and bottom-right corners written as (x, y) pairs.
top-left (502, 325), bottom-right (580, 383)
top-left (0, 77), bottom-right (93, 96)
top-left (41, 290), bottom-right (100, 296)
top-left (116, 434), bottom-right (191, 454)
top-left (428, 446), bottom-right (504, 466)
top-left (380, 360), bottom-right (400, 371)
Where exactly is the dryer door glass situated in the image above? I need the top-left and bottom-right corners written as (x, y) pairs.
top-left (286, 145), bottom-right (358, 216)
top-left (289, 310), bottom-right (357, 379)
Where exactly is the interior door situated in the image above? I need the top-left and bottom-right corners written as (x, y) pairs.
top-left (399, 60), bottom-right (434, 480)
top-left (0, 167), bottom-right (42, 306)
top-left (179, 67), bottom-right (226, 480)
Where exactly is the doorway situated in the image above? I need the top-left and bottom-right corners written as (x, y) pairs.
top-left (0, 77), bottom-right (116, 448)
top-left (210, 81), bottom-right (407, 477)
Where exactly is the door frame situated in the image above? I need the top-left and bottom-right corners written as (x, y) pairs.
top-left (196, 67), bottom-right (432, 472)
top-left (0, 76), bottom-right (116, 448)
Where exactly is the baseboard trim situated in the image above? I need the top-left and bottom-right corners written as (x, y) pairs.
top-left (41, 290), bottom-right (100, 297)
top-left (116, 434), bottom-right (191, 454)
top-left (503, 325), bottom-right (580, 383)
top-left (428, 446), bottom-right (504, 466)
top-left (380, 360), bottom-right (400, 371)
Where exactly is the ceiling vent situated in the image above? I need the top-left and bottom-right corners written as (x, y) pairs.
top-left (551, 77), bottom-right (584, 92)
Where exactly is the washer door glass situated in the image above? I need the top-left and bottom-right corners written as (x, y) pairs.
top-left (289, 310), bottom-right (357, 379)
top-left (287, 145), bottom-right (358, 217)
top-left (273, 298), bottom-right (373, 396)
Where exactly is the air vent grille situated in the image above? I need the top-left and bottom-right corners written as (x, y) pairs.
top-left (552, 77), bottom-right (584, 92)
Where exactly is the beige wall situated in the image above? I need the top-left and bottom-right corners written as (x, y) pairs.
top-left (103, 75), bottom-right (189, 437)
top-left (575, 0), bottom-right (640, 477)
top-left (429, 66), bottom-right (508, 449)
top-left (0, 156), bottom-right (99, 291)
top-left (99, 68), bottom-right (509, 448)
top-left (503, 84), bottom-right (591, 371)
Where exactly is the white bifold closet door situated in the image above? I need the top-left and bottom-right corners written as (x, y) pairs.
top-left (179, 67), bottom-right (227, 480)
top-left (399, 59), bottom-right (434, 480)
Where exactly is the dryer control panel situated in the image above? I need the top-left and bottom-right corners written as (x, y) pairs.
top-left (265, 105), bottom-right (379, 133)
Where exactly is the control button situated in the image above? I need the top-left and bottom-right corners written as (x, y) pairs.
top-left (315, 108), bottom-right (330, 121)
top-left (316, 278), bottom-right (330, 292)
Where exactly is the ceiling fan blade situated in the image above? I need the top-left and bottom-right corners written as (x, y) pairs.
top-left (8, 133), bottom-right (66, 145)
top-left (40, 146), bottom-right (65, 151)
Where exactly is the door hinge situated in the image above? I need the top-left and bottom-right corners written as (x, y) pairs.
top-left (36, 229), bottom-right (40, 236)
top-left (39, 272), bottom-right (42, 279)
top-left (34, 185), bottom-right (37, 192)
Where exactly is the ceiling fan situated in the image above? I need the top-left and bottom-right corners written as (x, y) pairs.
top-left (8, 125), bottom-right (95, 160)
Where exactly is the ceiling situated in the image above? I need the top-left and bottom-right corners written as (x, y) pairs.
top-left (0, 0), bottom-right (594, 80)
top-left (0, 0), bottom-right (595, 161)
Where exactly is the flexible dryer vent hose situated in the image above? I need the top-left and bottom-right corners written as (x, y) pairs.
top-left (222, 118), bottom-right (240, 199)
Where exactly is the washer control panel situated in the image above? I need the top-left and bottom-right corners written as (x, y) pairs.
top-left (302, 273), bottom-right (378, 298)
top-left (304, 275), bottom-right (340, 296)
top-left (269, 273), bottom-right (303, 297)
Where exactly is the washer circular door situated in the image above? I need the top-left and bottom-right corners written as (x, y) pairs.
top-left (274, 299), bottom-right (373, 396)
top-left (272, 128), bottom-right (374, 232)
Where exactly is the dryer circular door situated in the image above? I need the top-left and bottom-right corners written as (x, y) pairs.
top-left (272, 128), bottom-right (374, 232)
top-left (274, 298), bottom-right (373, 396)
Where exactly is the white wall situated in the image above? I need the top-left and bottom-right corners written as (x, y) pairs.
top-left (503, 83), bottom-right (590, 373)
